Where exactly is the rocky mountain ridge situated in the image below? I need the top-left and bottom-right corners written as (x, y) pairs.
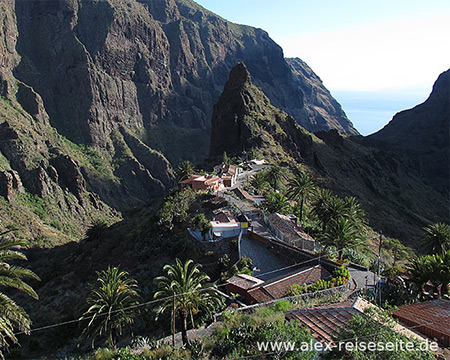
top-left (368, 69), bottom-right (449, 193)
top-left (12, 0), bottom-right (356, 155)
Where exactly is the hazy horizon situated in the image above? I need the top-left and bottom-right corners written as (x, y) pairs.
top-left (332, 88), bottom-right (430, 135)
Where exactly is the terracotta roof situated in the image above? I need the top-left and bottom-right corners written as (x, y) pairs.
top-left (393, 299), bottom-right (450, 346)
top-left (178, 175), bottom-right (202, 184)
top-left (232, 188), bottom-right (254, 202)
top-left (224, 165), bottom-right (237, 176)
top-left (266, 213), bottom-right (316, 244)
top-left (247, 265), bottom-right (331, 303)
top-left (213, 211), bottom-right (236, 223)
top-left (286, 298), bottom-right (366, 343)
top-left (204, 175), bottom-right (220, 185)
top-left (226, 274), bottom-right (264, 290)
top-left (287, 306), bottom-right (360, 343)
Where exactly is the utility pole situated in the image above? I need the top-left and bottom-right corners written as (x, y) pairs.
top-left (172, 292), bottom-right (176, 347)
top-left (376, 233), bottom-right (383, 304)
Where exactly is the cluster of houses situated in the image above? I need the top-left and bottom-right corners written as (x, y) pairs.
top-left (178, 164), bottom-right (241, 192)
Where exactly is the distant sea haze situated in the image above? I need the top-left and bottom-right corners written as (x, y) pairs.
top-left (333, 89), bottom-right (429, 136)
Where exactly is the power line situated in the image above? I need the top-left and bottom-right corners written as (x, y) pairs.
top-left (14, 239), bottom-right (371, 336)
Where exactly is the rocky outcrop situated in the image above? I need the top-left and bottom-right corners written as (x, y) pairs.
top-left (368, 69), bottom-right (449, 193)
top-left (210, 63), bottom-right (314, 165)
top-left (50, 155), bottom-right (86, 201)
top-left (0, 170), bottom-right (23, 201)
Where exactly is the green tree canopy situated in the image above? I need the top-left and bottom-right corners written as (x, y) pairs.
top-left (322, 218), bottom-right (362, 260)
top-left (176, 160), bottom-right (195, 182)
top-left (421, 222), bottom-right (450, 255)
top-left (406, 250), bottom-right (450, 297)
top-left (263, 191), bottom-right (290, 214)
top-left (80, 266), bottom-right (140, 348)
top-left (266, 165), bottom-right (285, 190)
top-left (154, 259), bottom-right (222, 346)
top-left (286, 172), bottom-right (315, 222)
top-left (250, 171), bottom-right (270, 194)
top-left (192, 213), bottom-right (212, 240)
top-left (0, 233), bottom-right (40, 357)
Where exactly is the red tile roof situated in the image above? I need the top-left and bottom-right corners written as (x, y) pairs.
top-left (178, 175), bottom-right (202, 184)
top-left (266, 213), bottom-right (316, 245)
top-left (204, 176), bottom-right (220, 185)
top-left (288, 308), bottom-right (359, 343)
top-left (224, 165), bottom-right (237, 176)
top-left (393, 299), bottom-right (450, 346)
top-left (232, 188), bottom-right (254, 202)
top-left (247, 265), bottom-right (331, 303)
top-left (226, 274), bottom-right (264, 290)
top-left (286, 298), bottom-right (365, 343)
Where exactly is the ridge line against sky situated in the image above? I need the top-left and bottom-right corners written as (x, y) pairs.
top-left (194, 0), bottom-right (450, 135)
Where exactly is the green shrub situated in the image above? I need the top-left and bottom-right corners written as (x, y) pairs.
top-left (332, 265), bottom-right (350, 280)
top-left (308, 279), bottom-right (330, 292)
top-left (286, 284), bottom-right (307, 296)
top-left (271, 300), bottom-right (292, 312)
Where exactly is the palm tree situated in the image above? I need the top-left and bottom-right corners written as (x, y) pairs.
top-left (286, 172), bottom-right (315, 223)
top-left (322, 218), bottom-right (362, 260)
top-left (312, 190), bottom-right (346, 232)
top-left (176, 161), bottom-right (195, 182)
top-left (342, 196), bottom-right (367, 230)
top-left (263, 191), bottom-right (290, 214)
top-left (154, 259), bottom-right (222, 347)
top-left (85, 219), bottom-right (108, 241)
top-left (266, 165), bottom-right (285, 190)
top-left (81, 266), bottom-right (140, 348)
top-left (429, 251), bottom-right (450, 296)
top-left (0, 233), bottom-right (40, 357)
top-left (222, 151), bottom-right (231, 166)
top-left (250, 171), bottom-right (270, 194)
top-left (421, 222), bottom-right (450, 255)
top-left (405, 256), bottom-right (432, 297)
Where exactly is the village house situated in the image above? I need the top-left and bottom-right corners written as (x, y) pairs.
top-left (232, 187), bottom-right (265, 205)
top-left (285, 297), bottom-right (368, 344)
top-left (209, 209), bottom-right (248, 239)
top-left (286, 297), bottom-right (445, 357)
top-left (263, 212), bottom-right (318, 251)
top-left (393, 299), bottom-right (450, 347)
top-left (178, 174), bottom-right (221, 192)
top-left (226, 264), bottom-right (332, 304)
top-left (213, 164), bottom-right (240, 187)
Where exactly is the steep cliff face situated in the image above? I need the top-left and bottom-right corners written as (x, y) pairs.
top-left (12, 0), bottom-right (355, 158)
top-left (0, 0), bottom-right (174, 244)
top-left (368, 69), bottom-right (449, 193)
top-left (210, 65), bottom-right (448, 246)
top-left (287, 58), bottom-right (358, 135)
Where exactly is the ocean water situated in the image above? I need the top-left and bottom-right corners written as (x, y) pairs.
top-left (333, 89), bottom-right (429, 136)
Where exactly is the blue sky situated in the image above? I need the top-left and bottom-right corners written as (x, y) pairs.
top-left (195, 0), bottom-right (450, 134)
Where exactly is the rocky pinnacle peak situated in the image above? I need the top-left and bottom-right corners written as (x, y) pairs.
top-left (224, 62), bottom-right (252, 91)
